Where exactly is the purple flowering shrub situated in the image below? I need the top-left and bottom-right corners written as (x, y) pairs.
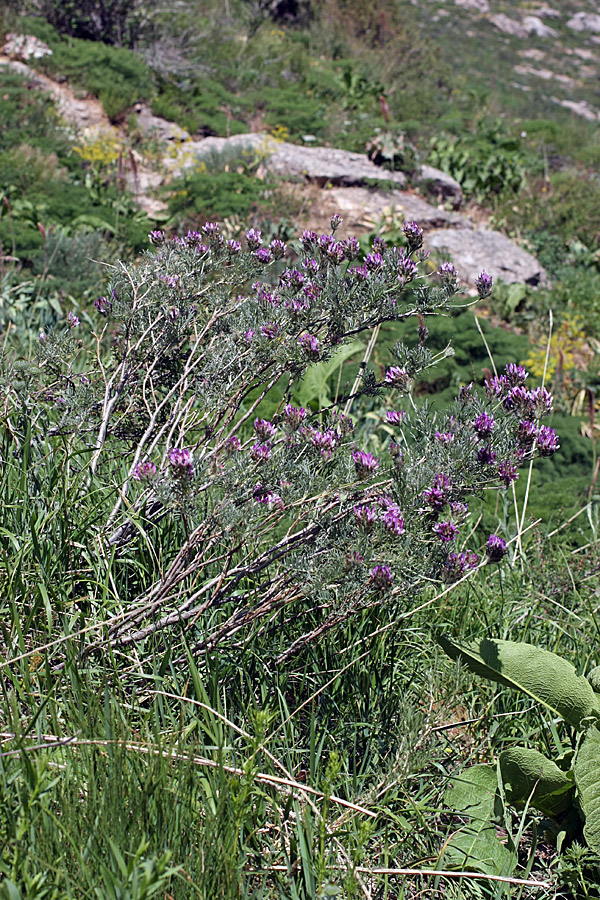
top-left (23, 216), bottom-right (559, 657)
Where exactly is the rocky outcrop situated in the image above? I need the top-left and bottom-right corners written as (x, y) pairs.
top-left (427, 228), bottom-right (546, 286)
top-left (567, 12), bottom-right (600, 33)
top-left (0, 55), bottom-right (547, 288)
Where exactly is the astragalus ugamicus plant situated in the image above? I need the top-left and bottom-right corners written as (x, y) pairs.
top-left (10, 217), bottom-right (557, 666)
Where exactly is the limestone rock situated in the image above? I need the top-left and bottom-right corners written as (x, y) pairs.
top-left (489, 14), bottom-right (529, 38)
top-left (522, 15), bottom-right (557, 37)
top-left (567, 12), bottom-right (600, 33)
top-left (455, 0), bottom-right (489, 12)
top-left (417, 164), bottom-right (463, 208)
top-left (2, 33), bottom-right (52, 61)
top-left (305, 186), bottom-right (470, 236)
top-left (167, 133), bottom-right (407, 188)
top-left (427, 227), bottom-right (546, 286)
top-left (133, 104), bottom-right (190, 143)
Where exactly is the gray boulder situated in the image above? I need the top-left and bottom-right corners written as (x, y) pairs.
top-left (167, 132), bottom-right (408, 188)
top-left (567, 12), bottom-right (600, 33)
top-left (305, 186), bottom-right (470, 235)
top-left (427, 227), bottom-right (546, 286)
top-left (522, 15), bottom-right (557, 37)
top-left (416, 164), bottom-right (463, 208)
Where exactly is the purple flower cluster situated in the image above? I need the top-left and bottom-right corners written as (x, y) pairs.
top-left (226, 239), bottom-right (242, 255)
top-left (475, 270), bottom-right (493, 299)
top-left (284, 404), bottom-right (308, 429)
top-left (396, 251), bottom-right (418, 283)
top-left (67, 311), bottom-right (79, 328)
top-left (433, 520), bottom-right (459, 542)
top-left (380, 498), bottom-right (405, 536)
top-left (354, 504), bottom-right (377, 529)
top-left (245, 228), bottom-right (262, 249)
top-left (169, 448), bottom-right (194, 480)
top-left (349, 264), bottom-right (368, 281)
top-left (253, 483), bottom-right (283, 508)
top-left (423, 472), bottom-right (453, 511)
top-left (254, 418), bottom-right (277, 440)
top-left (403, 220), bottom-right (423, 251)
top-left (438, 262), bottom-right (458, 282)
top-left (386, 409), bottom-right (406, 425)
top-left (224, 435), bottom-right (242, 454)
top-left (202, 222), bottom-right (221, 243)
top-left (270, 239), bottom-right (287, 259)
top-left (473, 412), bottom-right (494, 439)
top-left (443, 550), bottom-right (479, 582)
top-left (149, 230), bottom-right (165, 245)
top-left (385, 366), bottom-right (411, 391)
top-left (310, 429), bottom-right (338, 459)
top-left (435, 430), bottom-right (454, 445)
top-left (366, 251), bottom-right (384, 271)
top-left (251, 443), bottom-right (271, 463)
top-left (299, 333), bottom-right (321, 359)
top-left (486, 533), bottom-right (507, 562)
top-left (255, 247), bottom-right (272, 264)
top-left (352, 450), bottom-right (379, 478)
top-left (370, 564), bottom-right (394, 591)
top-left (132, 460), bottom-right (157, 481)
top-left (95, 295), bottom-right (113, 315)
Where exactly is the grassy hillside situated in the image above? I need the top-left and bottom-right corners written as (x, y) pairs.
top-left (1, 2), bottom-right (600, 897)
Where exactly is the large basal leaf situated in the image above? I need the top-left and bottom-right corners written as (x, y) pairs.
top-left (499, 747), bottom-right (574, 816)
top-left (574, 726), bottom-right (600, 854)
top-left (293, 341), bottom-right (364, 410)
top-left (442, 765), bottom-right (516, 876)
top-left (438, 636), bottom-right (600, 729)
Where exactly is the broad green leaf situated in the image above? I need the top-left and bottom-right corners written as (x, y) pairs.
top-left (443, 765), bottom-right (516, 876)
top-left (499, 747), bottom-right (574, 816)
top-left (293, 341), bottom-right (364, 410)
top-left (574, 726), bottom-right (600, 854)
top-left (445, 764), bottom-right (499, 820)
top-left (438, 636), bottom-right (600, 729)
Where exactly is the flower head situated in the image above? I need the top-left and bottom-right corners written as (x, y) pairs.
top-left (486, 533), bottom-right (507, 562)
top-left (433, 520), bottom-right (459, 542)
top-left (169, 447), bottom-right (194, 480)
top-left (386, 409), bottom-right (406, 425)
top-left (251, 443), bottom-right (271, 463)
top-left (438, 262), bottom-right (458, 282)
top-left (132, 461), bottom-right (157, 481)
top-left (354, 504), bottom-right (377, 529)
top-left (473, 412), bottom-right (494, 440)
top-left (245, 228), bottom-right (262, 249)
top-left (403, 220), bottom-right (423, 251)
top-left (536, 425), bottom-right (559, 456)
top-left (67, 311), bottom-right (79, 328)
top-left (370, 564), bottom-right (394, 591)
top-left (299, 333), bottom-right (320, 359)
top-left (352, 449), bottom-right (379, 478)
top-left (476, 270), bottom-right (493, 299)
top-left (269, 238), bottom-right (287, 259)
top-left (254, 418), bottom-right (277, 440)
top-left (284, 404), bottom-right (308, 429)
top-left (497, 459), bottom-right (519, 486)
top-left (443, 550), bottom-right (479, 582)
top-left (385, 366), bottom-right (411, 391)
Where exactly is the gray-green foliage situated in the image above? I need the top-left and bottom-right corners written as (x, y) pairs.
top-left (439, 635), bottom-right (600, 873)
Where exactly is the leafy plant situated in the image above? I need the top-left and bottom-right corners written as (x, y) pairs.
top-left (365, 129), bottom-right (418, 177)
top-left (438, 635), bottom-right (600, 873)
top-left (428, 120), bottom-right (527, 204)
